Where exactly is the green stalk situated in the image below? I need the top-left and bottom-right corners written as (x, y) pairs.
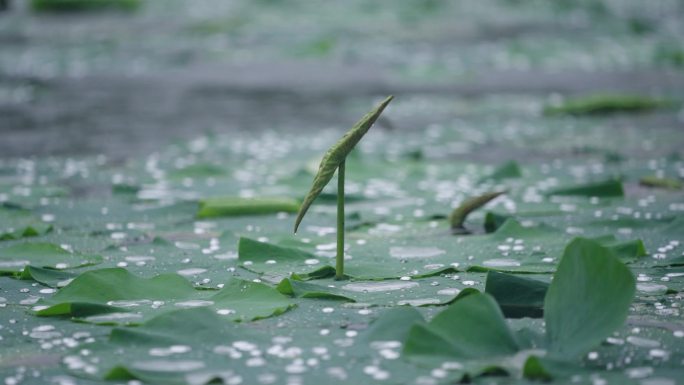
top-left (335, 161), bottom-right (345, 280)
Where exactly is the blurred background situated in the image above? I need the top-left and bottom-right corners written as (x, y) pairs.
top-left (0, 0), bottom-right (683, 161)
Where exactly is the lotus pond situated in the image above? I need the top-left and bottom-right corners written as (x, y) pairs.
top-left (1, 96), bottom-right (683, 384)
top-left (1, 1), bottom-right (684, 385)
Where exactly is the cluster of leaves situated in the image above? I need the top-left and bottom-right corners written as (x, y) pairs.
top-left (399, 239), bottom-right (635, 378)
top-left (1, 233), bottom-right (640, 383)
top-left (1, 93), bottom-right (683, 385)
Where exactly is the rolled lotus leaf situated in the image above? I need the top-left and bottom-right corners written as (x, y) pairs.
top-left (449, 191), bottom-right (506, 233)
top-left (294, 95), bottom-right (393, 233)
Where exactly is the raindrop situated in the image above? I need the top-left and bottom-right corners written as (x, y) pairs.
top-left (482, 259), bottom-right (521, 267)
top-left (214, 252), bottom-right (238, 260)
top-left (649, 349), bottom-right (669, 359)
top-left (175, 242), bottom-right (200, 250)
top-left (132, 360), bottom-right (205, 372)
top-left (437, 288), bottom-right (460, 296)
top-left (84, 312), bottom-right (143, 323)
top-left (285, 362), bottom-right (307, 374)
top-left (125, 256), bottom-right (155, 263)
top-left (626, 336), bottom-right (660, 348)
top-left (626, 367), bottom-right (654, 379)
top-left (174, 300), bottom-right (214, 308)
top-left (636, 283), bottom-right (668, 294)
top-left (342, 281), bottom-right (418, 292)
top-left (424, 264), bottom-right (445, 270)
top-left (390, 247), bottom-right (445, 259)
top-left (316, 243), bottom-right (336, 251)
top-left (233, 341), bottom-right (258, 351)
top-left (106, 299), bottom-right (153, 308)
top-left (177, 268), bottom-right (207, 276)
top-left (246, 357), bottom-right (266, 367)
top-left (149, 345), bottom-right (191, 357)
top-left (0, 260), bottom-right (30, 269)
top-left (397, 298), bottom-right (441, 306)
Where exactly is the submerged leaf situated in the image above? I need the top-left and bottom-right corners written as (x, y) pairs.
top-left (449, 191), bottom-right (506, 232)
top-left (294, 96), bottom-right (394, 233)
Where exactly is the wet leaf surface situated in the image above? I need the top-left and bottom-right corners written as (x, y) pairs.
top-left (544, 238), bottom-right (636, 359)
top-left (35, 268), bottom-right (294, 324)
top-left (0, 243), bottom-right (102, 276)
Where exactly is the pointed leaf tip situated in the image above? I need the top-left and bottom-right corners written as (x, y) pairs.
top-left (293, 96), bottom-right (394, 233)
top-left (449, 190), bottom-right (506, 231)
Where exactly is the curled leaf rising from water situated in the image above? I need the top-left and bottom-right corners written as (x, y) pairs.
top-left (293, 95), bottom-right (394, 233)
top-left (449, 191), bottom-right (506, 234)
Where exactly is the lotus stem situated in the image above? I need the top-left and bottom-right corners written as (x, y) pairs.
top-left (335, 161), bottom-right (345, 280)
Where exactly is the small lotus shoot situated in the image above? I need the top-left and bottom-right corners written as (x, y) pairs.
top-left (449, 191), bottom-right (506, 234)
top-left (294, 96), bottom-right (394, 280)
